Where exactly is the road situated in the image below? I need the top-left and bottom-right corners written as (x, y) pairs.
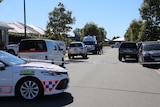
top-left (65, 47), bottom-right (160, 107)
top-left (1, 47), bottom-right (160, 107)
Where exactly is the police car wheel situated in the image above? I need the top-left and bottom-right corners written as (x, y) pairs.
top-left (16, 77), bottom-right (43, 100)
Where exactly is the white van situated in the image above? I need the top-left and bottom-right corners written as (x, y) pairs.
top-left (82, 35), bottom-right (98, 54)
top-left (18, 39), bottom-right (64, 67)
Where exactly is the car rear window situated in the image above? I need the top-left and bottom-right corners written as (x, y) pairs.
top-left (19, 40), bottom-right (47, 52)
top-left (144, 43), bottom-right (160, 51)
top-left (120, 43), bottom-right (137, 48)
top-left (70, 43), bottom-right (82, 47)
top-left (83, 41), bottom-right (95, 45)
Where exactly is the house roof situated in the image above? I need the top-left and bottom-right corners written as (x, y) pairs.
top-left (113, 37), bottom-right (125, 41)
top-left (28, 25), bottom-right (45, 35)
top-left (3, 22), bottom-right (45, 35)
top-left (104, 39), bottom-right (109, 41)
top-left (0, 21), bottom-right (13, 30)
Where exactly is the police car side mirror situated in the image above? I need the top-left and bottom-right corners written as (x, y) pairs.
top-left (0, 62), bottom-right (5, 71)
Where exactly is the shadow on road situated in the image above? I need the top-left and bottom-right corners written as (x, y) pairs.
top-left (122, 59), bottom-right (160, 69)
top-left (0, 92), bottom-right (73, 107)
top-left (121, 59), bottom-right (138, 63)
top-left (65, 57), bottom-right (89, 64)
top-left (143, 64), bottom-right (160, 70)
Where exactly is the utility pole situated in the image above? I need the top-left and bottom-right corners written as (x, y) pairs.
top-left (24, 0), bottom-right (26, 38)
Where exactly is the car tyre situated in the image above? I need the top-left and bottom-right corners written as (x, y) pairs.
top-left (72, 56), bottom-right (74, 59)
top-left (135, 57), bottom-right (138, 62)
top-left (82, 54), bottom-right (87, 59)
top-left (16, 77), bottom-right (43, 101)
top-left (118, 54), bottom-right (122, 61)
top-left (68, 54), bottom-right (71, 59)
top-left (60, 58), bottom-right (64, 67)
top-left (7, 49), bottom-right (16, 55)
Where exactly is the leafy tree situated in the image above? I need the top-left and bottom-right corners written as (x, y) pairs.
top-left (45, 2), bottom-right (76, 40)
top-left (138, 21), bottom-right (150, 41)
top-left (124, 19), bottom-right (144, 42)
top-left (73, 28), bottom-right (82, 38)
top-left (83, 22), bottom-right (99, 36)
top-left (73, 28), bottom-right (82, 41)
top-left (81, 22), bottom-right (107, 43)
top-left (97, 27), bottom-right (107, 42)
top-left (0, 0), bottom-right (3, 3)
top-left (139, 0), bottom-right (160, 40)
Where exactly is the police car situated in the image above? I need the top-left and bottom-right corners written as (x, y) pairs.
top-left (0, 50), bottom-right (69, 100)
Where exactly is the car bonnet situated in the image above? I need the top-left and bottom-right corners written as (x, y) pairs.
top-left (19, 62), bottom-right (67, 72)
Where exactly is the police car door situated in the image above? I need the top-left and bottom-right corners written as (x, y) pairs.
top-left (0, 62), bottom-right (13, 95)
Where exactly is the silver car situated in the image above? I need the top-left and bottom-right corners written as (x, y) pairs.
top-left (68, 42), bottom-right (88, 59)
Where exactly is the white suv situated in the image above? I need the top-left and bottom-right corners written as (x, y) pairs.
top-left (68, 42), bottom-right (88, 59)
top-left (18, 39), bottom-right (64, 67)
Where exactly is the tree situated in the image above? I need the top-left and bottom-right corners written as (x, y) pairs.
top-left (139, 0), bottom-right (160, 40)
top-left (124, 19), bottom-right (144, 42)
top-left (83, 22), bottom-right (99, 36)
top-left (82, 22), bottom-right (107, 43)
top-left (97, 27), bottom-right (107, 42)
top-left (138, 21), bottom-right (150, 41)
top-left (73, 28), bottom-right (82, 41)
top-left (0, 0), bottom-right (3, 3)
top-left (46, 2), bottom-right (76, 40)
top-left (73, 22), bottom-right (107, 43)
top-left (73, 28), bottom-right (82, 37)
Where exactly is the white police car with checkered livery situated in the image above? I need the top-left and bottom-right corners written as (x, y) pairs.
top-left (0, 50), bottom-right (69, 100)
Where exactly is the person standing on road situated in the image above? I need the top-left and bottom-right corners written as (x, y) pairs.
top-left (99, 42), bottom-right (103, 54)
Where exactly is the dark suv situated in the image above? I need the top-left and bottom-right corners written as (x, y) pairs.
top-left (118, 42), bottom-right (138, 61)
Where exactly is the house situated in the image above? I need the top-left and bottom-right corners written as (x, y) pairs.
top-left (0, 21), bottom-right (13, 46)
top-left (0, 21), bottom-right (45, 49)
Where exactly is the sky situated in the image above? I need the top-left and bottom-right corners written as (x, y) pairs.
top-left (0, 0), bottom-right (143, 39)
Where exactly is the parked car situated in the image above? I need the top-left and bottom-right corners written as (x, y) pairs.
top-left (118, 42), bottom-right (138, 61)
top-left (110, 42), bottom-right (120, 48)
top-left (18, 39), bottom-right (64, 67)
top-left (138, 41), bottom-right (160, 66)
top-left (68, 42), bottom-right (88, 59)
top-left (0, 50), bottom-right (69, 100)
top-left (6, 43), bottom-right (19, 55)
top-left (56, 40), bottom-right (66, 55)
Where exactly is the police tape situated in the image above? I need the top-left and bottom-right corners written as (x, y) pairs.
top-left (64, 61), bottom-right (120, 65)
top-left (64, 60), bottom-right (160, 65)
top-left (22, 58), bottom-right (160, 65)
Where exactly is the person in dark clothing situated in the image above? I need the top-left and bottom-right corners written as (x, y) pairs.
top-left (99, 42), bottom-right (103, 54)
top-left (96, 42), bottom-right (103, 55)
top-left (96, 44), bottom-right (100, 54)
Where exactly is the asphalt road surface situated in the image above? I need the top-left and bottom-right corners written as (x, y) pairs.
top-left (1, 47), bottom-right (160, 107)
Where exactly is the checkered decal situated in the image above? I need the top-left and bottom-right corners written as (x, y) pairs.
top-left (42, 80), bottom-right (59, 92)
